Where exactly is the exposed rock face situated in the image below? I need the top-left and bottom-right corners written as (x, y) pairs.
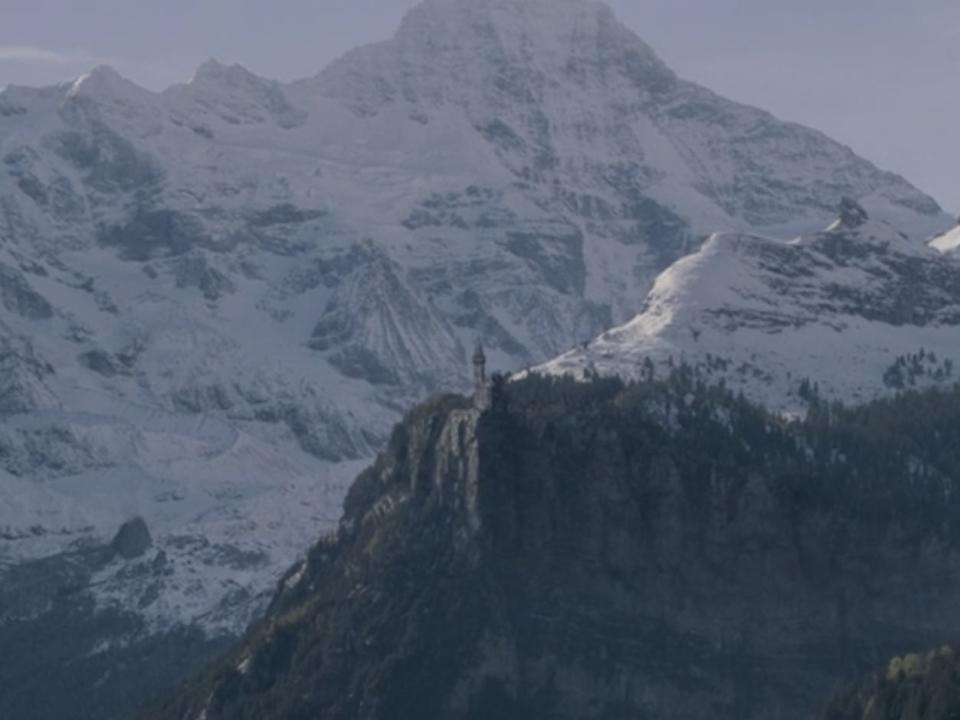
top-left (147, 376), bottom-right (960, 720)
top-left (822, 646), bottom-right (960, 720)
top-left (0, 335), bottom-right (57, 414)
top-left (838, 196), bottom-right (871, 229)
top-left (111, 517), bottom-right (153, 559)
top-left (0, 262), bottom-right (53, 319)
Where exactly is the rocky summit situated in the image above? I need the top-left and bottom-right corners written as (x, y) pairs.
top-left (0, 0), bottom-right (954, 716)
top-left (145, 374), bottom-right (960, 720)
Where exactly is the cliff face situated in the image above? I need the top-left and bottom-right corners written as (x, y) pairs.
top-left (149, 375), bottom-right (960, 720)
top-left (822, 646), bottom-right (960, 720)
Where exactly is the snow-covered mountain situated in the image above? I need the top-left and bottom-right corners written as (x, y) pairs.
top-left (0, 0), bottom-right (952, 715)
top-left (540, 201), bottom-right (960, 410)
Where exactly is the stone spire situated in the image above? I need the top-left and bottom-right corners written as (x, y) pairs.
top-left (473, 344), bottom-right (491, 409)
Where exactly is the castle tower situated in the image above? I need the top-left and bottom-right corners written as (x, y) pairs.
top-left (473, 343), bottom-right (491, 409)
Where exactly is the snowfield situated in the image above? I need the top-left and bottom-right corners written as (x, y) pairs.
top-left (539, 205), bottom-right (960, 413)
top-left (0, 0), bottom-right (953, 643)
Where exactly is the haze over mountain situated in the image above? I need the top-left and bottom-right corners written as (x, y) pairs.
top-left (0, 0), bottom-right (955, 717)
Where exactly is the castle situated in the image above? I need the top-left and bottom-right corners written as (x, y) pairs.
top-left (473, 344), bottom-right (492, 410)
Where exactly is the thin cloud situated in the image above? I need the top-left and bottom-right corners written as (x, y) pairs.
top-left (0, 45), bottom-right (182, 90)
top-left (0, 45), bottom-right (103, 66)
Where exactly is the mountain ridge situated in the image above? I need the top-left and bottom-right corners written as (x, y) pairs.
top-left (539, 201), bottom-right (960, 411)
top-left (0, 1), bottom-right (954, 717)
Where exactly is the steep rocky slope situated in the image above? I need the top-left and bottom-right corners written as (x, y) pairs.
top-left (148, 375), bottom-right (960, 720)
top-left (822, 646), bottom-right (960, 720)
top-left (541, 203), bottom-right (960, 411)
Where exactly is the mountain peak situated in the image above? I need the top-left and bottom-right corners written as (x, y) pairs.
top-left (66, 65), bottom-right (136, 99)
top-left (168, 57), bottom-right (306, 128)
top-left (189, 58), bottom-right (263, 87)
top-left (402, 0), bottom-right (617, 29)
top-left (315, 0), bottom-right (676, 111)
top-left (396, 0), bottom-right (672, 78)
top-left (193, 57), bottom-right (229, 79)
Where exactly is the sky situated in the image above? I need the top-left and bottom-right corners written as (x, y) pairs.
top-left (0, 0), bottom-right (956, 212)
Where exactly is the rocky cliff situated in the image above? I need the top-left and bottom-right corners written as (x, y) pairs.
top-left (822, 646), bottom-right (960, 720)
top-left (147, 373), bottom-right (960, 720)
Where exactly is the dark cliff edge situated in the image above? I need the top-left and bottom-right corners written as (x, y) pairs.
top-left (144, 371), bottom-right (960, 720)
top-left (822, 646), bottom-right (960, 720)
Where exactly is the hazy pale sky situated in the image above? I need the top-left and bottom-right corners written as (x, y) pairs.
top-left (1, 0), bottom-right (956, 212)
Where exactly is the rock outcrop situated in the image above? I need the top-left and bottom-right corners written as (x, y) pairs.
top-left (111, 517), bottom-right (153, 559)
top-left (147, 374), bottom-right (960, 720)
top-left (822, 646), bottom-right (960, 720)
